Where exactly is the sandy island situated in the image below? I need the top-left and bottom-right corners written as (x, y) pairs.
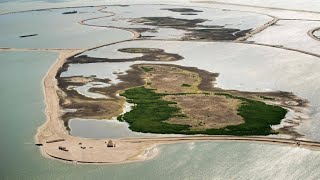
top-left (30, 48), bottom-right (320, 164)
top-left (1, 3), bottom-right (318, 164)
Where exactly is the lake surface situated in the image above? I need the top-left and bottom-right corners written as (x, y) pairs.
top-left (69, 118), bottom-right (142, 138)
top-left (0, 7), bottom-right (132, 48)
top-left (314, 30), bottom-right (320, 39)
top-left (207, 0), bottom-right (320, 13)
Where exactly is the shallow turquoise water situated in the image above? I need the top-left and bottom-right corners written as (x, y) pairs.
top-left (0, 8), bottom-right (132, 49)
top-left (0, 51), bottom-right (58, 179)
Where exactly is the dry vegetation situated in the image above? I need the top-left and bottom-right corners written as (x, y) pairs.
top-left (57, 62), bottom-right (305, 135)
top-left (140, 64), bottom-right (244, 130)
top-left (164, 94), bottom-right (243, 130)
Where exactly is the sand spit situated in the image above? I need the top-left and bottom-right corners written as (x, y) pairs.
top-left (235, 17), bottom-right (279, 42)
top-left (308, 27), bottom-right (320, 41)
top-left (79, 6), bottom-right (141, 39)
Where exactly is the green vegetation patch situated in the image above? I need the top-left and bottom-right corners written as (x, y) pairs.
top-left (181, 83), bottom-right (192, 87)
top-left (140, 66), bottom-right (154, 72)
top-left (205, 93), bottom-right (288, 135)
top-left (118, 87), bottom-right (189, 133)
top-left (259, 96), bottom-right (275, 100)
top-left (119, 87), bottom-right (288, 136)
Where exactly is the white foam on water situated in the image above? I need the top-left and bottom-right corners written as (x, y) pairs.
top-left (72, 81), bottom-right (110, 99)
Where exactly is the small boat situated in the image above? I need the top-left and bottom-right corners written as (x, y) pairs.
top-left (62, 10), bottom-right (77, 15)
top-left (19, 34), bottom-right (38, 38)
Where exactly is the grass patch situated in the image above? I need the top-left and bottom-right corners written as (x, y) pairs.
top-left (140, 66), bottom-right (154, 72)
top-left (118, 86), bottom-right (189, 133)
top-left (119, 87), bottom-right (287, 135)
top-left (181, 83), bottom-right (192, 87)
top-left (204, 93), bottom-right (288, 135)
top-left (259, 96), bottom-right (275, 100)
